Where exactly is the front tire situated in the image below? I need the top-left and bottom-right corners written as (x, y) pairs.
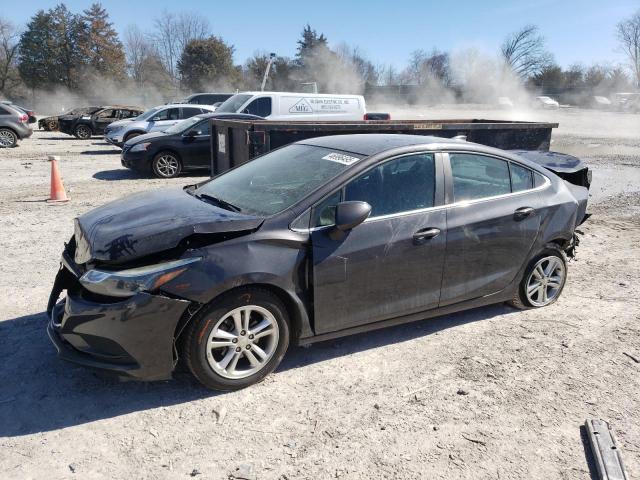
top-left (0, 128), bottom-right (18, 147)
top-left (74, 124), bottom-right (92, 139)
top-left (152, 151), bottom-right (182, 178)
top-left (509, 246), bottom-right (567, 309)
top-left (181, 288), bottom-right (290, 391)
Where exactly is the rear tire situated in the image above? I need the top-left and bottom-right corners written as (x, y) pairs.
top-left (509, 246), bottom-right (567, 309)
top-left (74, 124), bottom-right (92, 139)
top-left (181, 287), bottom-right (290, 391)
top-left (0, 128), bottom-right (18, 148)
top-left (152, 151), bottom-right (182, 178)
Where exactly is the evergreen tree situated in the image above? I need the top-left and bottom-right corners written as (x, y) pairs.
top-left (177, 36), bottom-right (238, 90)
top-left (18, 10), bottom-right (57, 90)
top-left (81, 3), bottom-right (126, 80)
top-left (48, 4), bottom-right (86, 88)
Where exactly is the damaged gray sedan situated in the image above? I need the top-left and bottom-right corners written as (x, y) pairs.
top-left (48, 134), bottom-right (589, 390)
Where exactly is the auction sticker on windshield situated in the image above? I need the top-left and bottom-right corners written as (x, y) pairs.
top-left (322, 152), bottom-right (360, 165)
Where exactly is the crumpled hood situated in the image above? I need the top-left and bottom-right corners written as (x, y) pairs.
top-left (74, 187), bottom-right (264, 265)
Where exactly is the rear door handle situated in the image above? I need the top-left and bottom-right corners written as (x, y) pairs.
top-left (413, 227), bottom-right (441, 245)
top-left (514, 207), bottom-right (535, 220)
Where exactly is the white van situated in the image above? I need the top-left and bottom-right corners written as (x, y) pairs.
top-left (214, 91), bottom-right (368, 121)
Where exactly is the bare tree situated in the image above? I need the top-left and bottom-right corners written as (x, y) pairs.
top-left (124, 25), bottom-right (153, 83)
top-left (501, 25), bottom-right (552, 79)
top-left (0, 17), bottom-right (21, 94)
top-left (617, 10), bottom-right (640, 87)
top-left (150, 10), bottom-right (210, 85)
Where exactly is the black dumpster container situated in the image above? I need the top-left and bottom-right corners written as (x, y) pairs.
top-left (209, 118), bottom-right (558, 175)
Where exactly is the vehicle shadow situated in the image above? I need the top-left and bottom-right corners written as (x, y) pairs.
top-left (0, 304), bottom-right (515, 437)
top-left (81, 150), bottom-right (121, 155)
top-left (93, 169), bottom-right (148, 181)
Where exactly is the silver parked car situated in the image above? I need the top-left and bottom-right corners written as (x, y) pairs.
top-left (104, 104), bottom-right (216, 147)
top-left (0, 103), bottom-right (33, 147)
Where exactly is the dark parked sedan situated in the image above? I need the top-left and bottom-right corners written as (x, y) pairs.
top-left (48, 134), bottom-right (589, 390)
top-left (121, 112), bottom-right (263, 178)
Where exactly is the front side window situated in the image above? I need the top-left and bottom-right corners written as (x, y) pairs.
top-left (344, 153), bottom-right (435, 218)
top-left (96, 109), bottom-right (114, 119)
top-left (510, 162), bottom-right (534, 192)
top-left (153, 108), bottom-right (179, 121)
top-left (244, 97), bottom-right (272, 117)
top-left (450, 153), bottom-right (511, 202)
top-left (215, 94), bottom-right (253, 113)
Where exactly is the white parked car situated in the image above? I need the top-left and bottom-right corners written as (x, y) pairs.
top-left (214, 91), bottom-right (370, 121)
top-left (533, 96), bottom-right (560, 109)
top-left (104, 104), bottom-right (216, 147)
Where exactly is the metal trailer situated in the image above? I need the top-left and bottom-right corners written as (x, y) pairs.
top-left (209, 118), bottom-right (558, 176)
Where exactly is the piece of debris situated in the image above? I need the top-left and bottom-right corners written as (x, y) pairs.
top-left (461, 433), bottom-right (486, 446)
top-left (190, 468), bottom-right (201, 477)
top-left (149, 428), bottom-right (158, 438)
top-left (214, 406), bottom-right (227, 424)
top-left (584, 419), bottom-right (629, 480)
top-left (68, 463), bottom-right (77, 473)
top-left (622, 352), bottom-right (639, 364)
top-left (456, 389), bottom-right (469, 396)
top-left (521, 334), bottom-right (535, 340)
top-left (373, 403), bottom-right (380, 410)
top-left (230, 463), bottom-right (256, 480)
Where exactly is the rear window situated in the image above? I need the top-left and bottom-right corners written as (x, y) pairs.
top-left (0, 106), bottom-right (9, 115)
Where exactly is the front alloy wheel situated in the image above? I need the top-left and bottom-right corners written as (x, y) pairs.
top-left (152, 152), bottom-right (181, 178)
top-left (182, 288), bottom-right (290, 390)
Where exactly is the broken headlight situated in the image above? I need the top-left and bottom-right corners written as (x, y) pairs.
top-left (79, 257), bottom-right (201, 298)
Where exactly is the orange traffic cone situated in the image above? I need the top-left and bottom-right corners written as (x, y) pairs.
top-left (47, 155), bottom-right (69, 203)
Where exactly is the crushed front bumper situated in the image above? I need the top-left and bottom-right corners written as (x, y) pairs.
top-left (47, 253), bottom-right (191, 381)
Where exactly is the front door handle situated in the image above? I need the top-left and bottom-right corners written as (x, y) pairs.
top-left (413, 227), bottom-right (441, 245)
top-left (514, 207), bottom-right (535, 220)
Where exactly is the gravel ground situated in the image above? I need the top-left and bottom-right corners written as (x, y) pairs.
top-left (1, 110), bottom-right (639, 479)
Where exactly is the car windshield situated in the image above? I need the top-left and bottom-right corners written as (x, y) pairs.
top-left (215, 94), bottom-right (252, 113)
top-left (193, 144), bottom-right (362, 215)
top-left (165, 116), bottom-right (204, 135)
top-left (136, 107), bottom-right (162, 121)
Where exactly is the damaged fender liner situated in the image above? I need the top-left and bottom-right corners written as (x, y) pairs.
top-left (49, 291), bottom-right (190, 381)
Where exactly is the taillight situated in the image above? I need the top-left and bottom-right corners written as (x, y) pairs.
top-left (19, 114), bottom-right (28, 123)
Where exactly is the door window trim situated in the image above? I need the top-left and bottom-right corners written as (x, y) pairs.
top-left (442, 151), bottom-right (550, 208)
top-left (291, 151), bottom-right (444, 232)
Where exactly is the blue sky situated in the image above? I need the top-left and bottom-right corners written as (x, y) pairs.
top-left (8, 0), bottom-right (640, 69)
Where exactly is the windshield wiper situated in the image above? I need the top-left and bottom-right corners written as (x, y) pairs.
top-left (196, 193), bottom-right (242, 212)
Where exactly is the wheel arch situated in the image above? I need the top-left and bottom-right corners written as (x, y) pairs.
top-left (173, 282), bottom-right (310, 349)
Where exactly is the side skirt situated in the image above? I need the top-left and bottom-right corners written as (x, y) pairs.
top-left (297, 288), bottom-right (513, 346)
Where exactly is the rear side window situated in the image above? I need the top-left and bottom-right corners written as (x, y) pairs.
top-left (510, 163), bottom-right (534, 192)
top-left (450, 153), bottom-right (511, 202)
top-left (182, 107), bottom-right (203, 118)
top-left (96, 109), bottom-right (115, 119)
top-left (344, 153), bottom-right (435, 218)
top-left (244, 97), bottom-right (272, 117)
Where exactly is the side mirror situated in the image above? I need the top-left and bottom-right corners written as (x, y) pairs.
top-left (330, 201), bottom-right (371, 239)
top-left (185, 130), bottom-right (197, 137)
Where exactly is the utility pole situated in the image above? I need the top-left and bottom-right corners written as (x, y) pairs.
top-left (261, 53), bottom-right (277, 92)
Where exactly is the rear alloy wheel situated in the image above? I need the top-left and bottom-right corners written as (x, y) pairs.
top-left (510, 248), bottom-right (567, 309)
top-left (182, 288), bottom-right (290, 390)
top-left (74, 124), bottom-right (92, 139)
top-left (152, 151), bottom-right (182, 178)
top-left (0, 128), bottom-right (17, 147)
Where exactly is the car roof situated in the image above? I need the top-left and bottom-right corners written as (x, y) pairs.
top-left (159, 103), bottom-right (217, 109)
top-left (101, 105), bottom-right (143, 110)
top-left (297, 134), bottom-right (470, 156)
